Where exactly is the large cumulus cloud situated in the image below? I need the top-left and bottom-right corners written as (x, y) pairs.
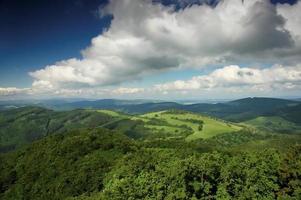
top-left (28, 0), bottom-right (301, 90)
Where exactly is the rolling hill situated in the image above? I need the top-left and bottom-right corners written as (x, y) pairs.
top-left (1, 97), bottom-right (300, 152)
top-left (0, 107), bottom-right (116, 152)
top-left (48, 97), bottom-right (301, 123)
top-left (98, 109), bottom-right (242, 140)
top-left (275, 103), bottom-right (301, 124)
top-left (140, 110), bottom-right (242, 140)
top-left (1, 97), bottom-right (300, 123)
top-left (242, 116), bottom-right (301, 133)
top-left (0, 107), bottom-right (243, 152)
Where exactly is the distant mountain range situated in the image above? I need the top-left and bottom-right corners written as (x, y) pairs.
top-left (1, 97), bottom-right (300, 123)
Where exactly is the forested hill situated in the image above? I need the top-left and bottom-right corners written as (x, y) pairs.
top-left (0, 107), bottom-right (116, 152)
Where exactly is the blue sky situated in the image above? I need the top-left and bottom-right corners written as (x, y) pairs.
top-left (0, 0), bottom-right (300, 99)
top-left (0, 0), bottom-right (111, 87)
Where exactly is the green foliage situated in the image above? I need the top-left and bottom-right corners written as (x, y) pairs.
top-left (1, 128), bottom-right (301, 199)
top-left (83, 147), bottom-right (301, 200)
top-left (278, 145), bottom-right (301, 199)
top-left (242, 116), bottom-right (301, 133)
top-left (1, 107), bottom-right (301, 200)
top-left (0, 128), bottom-right (136, 200)
top-left (0, 107), bottom-right (116, 152)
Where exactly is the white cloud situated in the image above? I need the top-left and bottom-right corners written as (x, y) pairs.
top-left (0, 86), bottom-right (145, 98)
top-left (155, 64), bottom-right (301, 92)
top-left (28, 0), bottom-right (301, 91)
top-left (111, 87), bottom-right (145, 95)
top-left (0, 87), bottom-right (31, 96)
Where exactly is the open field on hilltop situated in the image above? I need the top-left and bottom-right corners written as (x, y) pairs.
top-left (95, 109), bottom-right (242, 140)
top-left (97, 109), bottom-right (127, 118)
top-left (141, 110), bottom-right (242, 140)
top-left (144, 125), bottom-right (182, 134)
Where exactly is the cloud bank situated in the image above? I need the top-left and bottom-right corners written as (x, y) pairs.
top-left (2, 0), bottom-right (301, 98)
top-left (0, 88), bottom-right (31, 96)
top-left (155, 64), bottom-right (301, 92)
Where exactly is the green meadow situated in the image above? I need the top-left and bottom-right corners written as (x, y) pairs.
top-left (99, 109), bottom-right (242, 140)
top-left (143, 111), bottom-right (242, 140)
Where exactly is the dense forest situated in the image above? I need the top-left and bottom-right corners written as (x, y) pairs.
top-left (0, 102), bottom-right (301, 199)
top-left (1, 128), bottom-right (301, 199)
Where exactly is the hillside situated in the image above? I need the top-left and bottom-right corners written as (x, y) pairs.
top-left (275, 103), bottom-right (301, 124)
top-left (0, 107), bottom-right (116, 152)
top-left (97, 109), bottom-right (242, 140)
top-left (0, 107), bottom-right (243, 153)
top-left (242, 116), bottom-right (301, 133)
top-left (140, 110), bottom-right (242, 140)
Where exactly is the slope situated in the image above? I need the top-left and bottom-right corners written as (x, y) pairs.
top-left (242, 116), bottom-right (301, 133)
top-left (0, 107), bottom-right (116, 152)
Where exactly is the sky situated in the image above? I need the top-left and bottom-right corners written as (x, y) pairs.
top-left (0, 0), bottom-right (301, 100)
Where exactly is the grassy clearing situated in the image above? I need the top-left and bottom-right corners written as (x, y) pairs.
top-left (97, 110), bottom-right (126, 118)
top-left (96, 109), bottom-right (242, 140)
top-left (144, 125), bottom-right (182, 135)
top-left (142, 111), bottom-right (242, 140)
top-left (130, 116), bottom-right (150, 122)
top-left (187, 116), bottom-right (241, 140)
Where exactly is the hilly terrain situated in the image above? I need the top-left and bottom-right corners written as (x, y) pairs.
top-left (48, 97), bottom-right (298, 117)
top-left (2, 97), bottom-right (300, 133)
top-left (1, 97), bottom-right (301, 153)
top-left (1, 97), bottom-right (300, 121)
top-left (30, 97), bottom-right (301, 125)
top-left (0, 107), bottom-right (242, 152)
top-left (0, 107), bottom-right (115, 152)
top-left (1, 113), bottom-right (300, 199)
top-left (1, 99), bottom-right (301, 199)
